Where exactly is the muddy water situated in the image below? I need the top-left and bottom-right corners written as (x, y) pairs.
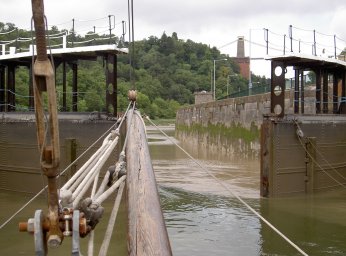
top-left (148, 126), bottom-right (346, 256)
top-left (1, 125), bottom-right (346, 255)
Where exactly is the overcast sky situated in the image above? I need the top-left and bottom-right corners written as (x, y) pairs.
top-left (2, 0), bottom-right (346, 77)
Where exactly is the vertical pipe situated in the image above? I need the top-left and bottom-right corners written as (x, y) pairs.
top-left (108, 15), bottom-right (112, 44)
top-left (294, 69), bottom-right (299, 113)
top-left (122, 21), bottom-right (125, 41)
top-left (289, 25), bottom-right (293, 52)
top-left (265, 29), bottom-right (269, 55)
top-left (300, 70), bottom-right (304, 114)
top-left (315, 69), bottom-right (321, 114)
top-left (313, 30), bottom-right (317, 56)
top-left (283, 34), bottom-right (286, 55)
top-left (72, 18), bottom-right (75, 47)
top-left (62, 61), bottom-right (67, 111)
top-left (333, 73), bottom-right (338, 114)
top-left (341, 72), bottom-right (346, 114)
top-left (72, 63), bottom-right (77, 112)
top-left (323, 70), bottom-right (329, 113)
top-left (334, 35), bottom-right (337, 59)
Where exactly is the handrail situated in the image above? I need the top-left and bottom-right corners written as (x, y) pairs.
top-left (126, 110), bottom-right (172, 256)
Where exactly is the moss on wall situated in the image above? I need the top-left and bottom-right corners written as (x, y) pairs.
top-left (176, 121), bottom-right (259, 144)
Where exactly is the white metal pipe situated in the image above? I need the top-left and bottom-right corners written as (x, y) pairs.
top-left (95, 175), bottom-right (126, 205)
top-left (72, 139), bottom-right (113, 200)
top-left (73, 137), bottom-right (119, 207)
top-left (62, 133), bottom-right (112, 190)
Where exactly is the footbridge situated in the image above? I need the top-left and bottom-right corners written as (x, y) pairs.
top-left (0, 25), bottom-right (127, 116)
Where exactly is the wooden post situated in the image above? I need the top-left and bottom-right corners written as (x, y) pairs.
top-left (65, 138), bottom-right (77, 180)
top-left (126, 110), bottom-right (172, 256)
top-left (260, 118), bottom-right (273, 197)
top-left (305, 137), bottom-right (316, 194)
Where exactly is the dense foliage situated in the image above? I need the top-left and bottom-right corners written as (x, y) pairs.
top-left (1, 22), bottom-right (268, 118)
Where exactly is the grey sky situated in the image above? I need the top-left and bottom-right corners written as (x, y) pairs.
top-left (1, 0), bottom-right (346, 77)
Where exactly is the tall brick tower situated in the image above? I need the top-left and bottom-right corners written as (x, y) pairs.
top-left (232, 36), bottom-right (250, 80)
top-left (237, 36), bottom-right (245, 58)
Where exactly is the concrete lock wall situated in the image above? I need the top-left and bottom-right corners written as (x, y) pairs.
top-left (176, 89), bottom-right (317, 159)
top-left (0, 114), bottom-right (120, 193)
top-left (176, 88), bottom-right (346, 197)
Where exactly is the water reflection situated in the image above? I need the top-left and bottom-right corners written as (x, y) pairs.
top-left (148, 125), bottom-right (346, 256)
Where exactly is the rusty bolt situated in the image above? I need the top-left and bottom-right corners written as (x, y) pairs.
top-left (47, 234), bottom-right (61, 248)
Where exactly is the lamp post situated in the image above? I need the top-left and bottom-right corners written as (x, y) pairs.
top-left (213, 58), bottom-right (227, 100)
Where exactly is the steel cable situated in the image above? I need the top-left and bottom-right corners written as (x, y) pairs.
top-left (146, 116), bottom-right (309, 256)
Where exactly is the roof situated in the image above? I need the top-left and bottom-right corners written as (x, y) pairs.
top-left (0, 44), bottom-right (128, 65)
top-left (267, 53), bottom-right (346, 71)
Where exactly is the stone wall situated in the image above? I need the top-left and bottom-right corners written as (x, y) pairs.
top-left (176, 88), bottom-right (318, 158)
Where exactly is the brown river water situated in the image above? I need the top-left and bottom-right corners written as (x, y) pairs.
top-left (1, 125), bottom-right (346, 255)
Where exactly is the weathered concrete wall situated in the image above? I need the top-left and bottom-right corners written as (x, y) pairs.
top-left (0, 113), bottom-right (119, 193)
top-left (176, 89), bottom-right (317, 158)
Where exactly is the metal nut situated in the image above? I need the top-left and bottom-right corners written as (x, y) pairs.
top-left (27, 218), bottom-right (35, 233)
top-left (47, 234), bottom-right (61, 248)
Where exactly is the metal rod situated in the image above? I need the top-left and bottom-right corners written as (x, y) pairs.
top-left (289, 25), bottom-right (293, 52)
top-left (313, 30), bottom-right (317, 56)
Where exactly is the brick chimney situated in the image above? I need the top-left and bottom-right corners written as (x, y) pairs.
top-left (237, 36), bottom-right (245, 58)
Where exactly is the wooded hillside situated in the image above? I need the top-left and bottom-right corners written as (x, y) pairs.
top-left (0, 22), bottom-right (268, 118)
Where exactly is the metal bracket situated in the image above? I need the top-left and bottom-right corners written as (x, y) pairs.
top-left (34, 210), bottom-right (47, 256)
top-left (72, 210), bottom-right (80, 256)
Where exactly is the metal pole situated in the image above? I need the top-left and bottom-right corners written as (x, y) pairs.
top-left (249, 29), bottom-right (252, 91)
top-left (264, 28), bottom-right (269, 55)
top-left (313, 30), bottom-right (316, 56)
top-left (72, 18), bottom-right (75, 47)
top-left (334, 35), bottom-right (337, 59)
top-left (108, 15), bottom-right (112, 44)
top-left (283, 34), bottom-right (286, 55)
top-left (289, 25), bottom-right (293, 52)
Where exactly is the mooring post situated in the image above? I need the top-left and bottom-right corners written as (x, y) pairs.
top-left (65, 138), bottom-right (77, 180)
top-left (305, 137), bottom-right (316, 194)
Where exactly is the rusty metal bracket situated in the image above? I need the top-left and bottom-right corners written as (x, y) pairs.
top-left (31, 0), bottom-right (62, 249)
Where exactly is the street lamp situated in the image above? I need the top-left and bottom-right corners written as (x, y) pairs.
top-left (213, 58), bottom-right (227, 100)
